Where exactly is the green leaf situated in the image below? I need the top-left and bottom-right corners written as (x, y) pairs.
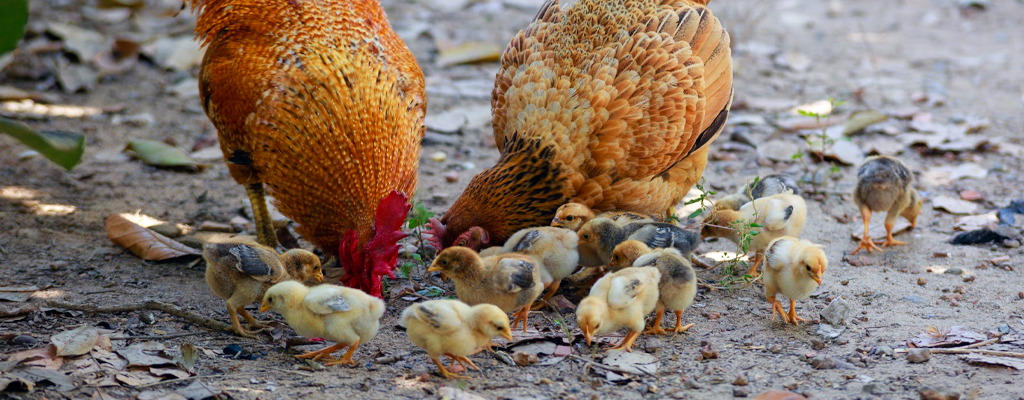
top-left (0, 0), bottom-right (28, 56)
top-left (0, 117), bottom-right (84, 171)
top-left (687, 208), bottom-right (704, 219)
top-left (797, 109), bottom-right (820, 118)
top-left (126, 139), bottom-right (198, 169)
top-left (749, 223), bottom-right (764, 228)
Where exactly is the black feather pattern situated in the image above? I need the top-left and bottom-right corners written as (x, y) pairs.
top-left (417, 304), bottom-right (443, 329)
top-left (228, 245), bottom-right (272, 277)
top-left (509, 260), bottom-right (536, 291)
top-left (783, 205), bottom-right (794, 221)
top-left (512, 229), bottom-right (542, 253)
top-left (649, 227), bottom-right (674, 248)
top-left (322, 295), bottom-right (352, 312)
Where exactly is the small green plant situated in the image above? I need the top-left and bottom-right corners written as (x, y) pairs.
top-left (684, 178), bottom-right (717, 219)
top-left (700, 177), bottom-right (764, 287)
top-left (794, 97), bottom-right (846, 195)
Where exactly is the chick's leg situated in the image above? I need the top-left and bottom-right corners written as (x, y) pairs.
top-left (444, 353), bottom-right (480, 371)
top-left (768, 296), bottom-right (790, 324)
top-left (225, 301), bottom-right (259, 338)
top-left (237, 308), bottom-right (268, 330)
top-left (295, 343), bottom-right (347, 361)
top-left (787, 299), bottom-right (806, 325)
top-left (643, 306), bottom-right (667, 335)
top-left (323, 341), bottom-right (358, 366)
top-left (431, 356), bottom-right (468, 380)
top-left (531, 281), bottom-right (561, 311)
top-left (878, 211), bottom-right (908, 248)
top-left (610, 329), bottom-right (641, 353)
top-left (511, 306), bottom-right (531, 332)
top-left (746, 252), bottom-right (764, 277)
top-left (673, 310), bottom-right (695, 333)
top-left (245, 183), bottom-right (279, 249)
top-left (852, 205), bottom-right (883, 254)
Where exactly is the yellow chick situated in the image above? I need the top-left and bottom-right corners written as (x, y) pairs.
top-left (715, 174), bottom-right (800, 211)
top-left (608, 240), bottom-right (653, 271)
top-left (552, 202), bottom-right (659, 232)
top-left (578, 218), bottom-right (700, 267)
top-left (701, 193), bottom-right (806, 277)
top-left (852, 155), bottom-right (923, 254)
top-left (633, 248), bottom-right (697, 335)
top-left (260, 281), bottom-right (384, 366)
top-left (576, 266), bottom-right (661, 352)
top-left (203, 240), bottom-right (323, 338)
top-left (762, 237), bottom-right (827, 325)
top-left (428, 247), bottom-right (542, 332)
top-left (502, 227), bottom-right (580, 309)
top-left (478, 246), bottom-right (504, 258)
top-left (401, 300), bottom-right (513, 379)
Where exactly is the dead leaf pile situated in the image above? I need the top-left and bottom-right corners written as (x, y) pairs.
top-left (106, 213), bottom-right (200, 261)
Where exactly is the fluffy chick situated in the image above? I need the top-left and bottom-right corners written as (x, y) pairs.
top-left (701, 193), bottom-right (806, 277)
top-left (260, 281), bottom-right (384, 366)
top-left (502, 227), bottom-right (580, 310)
top-left (578, 218), bottom-right (699, 267)
top-left (402, 300), bottom-right (513, 379)
top-left (608, 240), bottom-right (652, 271)
top-left (203, 240), bottom-right (323, 338)
top-left (552, 202), bottom-right (659, 232)
top-left (429, 247), bottom-right (542, 332)
top-left (852, 155), bottom-right (923, 254)
top-left (576, 266), bottom-right (661, 352)
top-left (762, 237), bottom-right (827, 325)
top-left (716, 174), bottom-right (800, 211)
top-left (632, 248), bottom-right (697, 335)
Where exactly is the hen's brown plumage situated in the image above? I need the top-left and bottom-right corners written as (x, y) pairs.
top-left (193, 0), bottom-right (425, 254)
top-left (430, 0), bottom-right (732, 249)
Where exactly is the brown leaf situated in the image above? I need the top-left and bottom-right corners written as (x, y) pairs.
top-left (0, 286), bottom-right (39, 302)
top-left (7, 345), bottom-right (64, 370)
top-left (910, 326), bottom-right (986, 348)
top-left (51, 325), bottom-right (99, 357)
top-left (116, 342), bottom-right (174, 367)
top-left (106, 213), bottom-right (200, 261)
top-left (960, 354), bottom-right (1024, 370)
top-left (932, 196), bottom-right (980, 215)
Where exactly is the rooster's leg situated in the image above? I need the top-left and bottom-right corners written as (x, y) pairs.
top-left (245, 183), bottom-right (279, 249)
top-left (852, 205), bottom-right (883, 254)
top-left (225, 303), bottom-right (260, 338)
top-left (323, 341), bottom-right (358, 366)
top-left (531, 281), bottom-right (561, 311)
top-left (510, 306), bottom-right (531, 332)
top-left (673, 310), bottom-right (694, 333)
top-left (237, 308), bottom-right (268, 330)
top-left (643, 306), bottom-right (667, 335)
top-left (787, 299), bottom-right (807, 325)
top-left (295, 343), bottom-right (346, 361)
top-left (610, 329), bottom-right (641, 353)
top-left (431, 356), bottom-right (468, 379)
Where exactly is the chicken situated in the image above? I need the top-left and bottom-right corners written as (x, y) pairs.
top-left (203, 240), bottom-right (323, 338)
top-left (578, 218), bottom-right (701, 267)
top-left (633, 248), bottom-right (697, 334)
top-left (192, 0), bottom-right (425, 297)
top-left (551, 202), bottom-right (660, 232)
top-left (428, 247), bottom-right (542, 332)
top-left (577, 266), bottom-right (661, 352)
top-left (401, 300), bottom-right (513, 379)
top-left (425, 0), bottom-right (733, 251)
top-left (762, 237), bottom-right (827, 325)
top-left (260, 281), bottom-right (384, 366)
top-left (701, 193), bottom-right (806, 277)
top-left (501, 227), bottom-right (580, 309)
top-left (715, 174), bottom-right (800, 211)
top-left (851, 156), bottom-right (923, 254)
top-left (608, 240), bottom-right (653, 271)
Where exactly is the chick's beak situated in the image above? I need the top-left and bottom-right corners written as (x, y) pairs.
top-left (426, 264), bottom-right (442, 273)
top-left (315, 273), bottom-right (324, 282)
top-left (501, 331), bottom-right (513, 341)
top-left (583, 326), bottom-right (593, 346)
top-left (813, 274), bottom-right (822, 286)
top-left (551, 217), bottom-right (562, 227)
top-left (259, 301), bottom-right (270, 313)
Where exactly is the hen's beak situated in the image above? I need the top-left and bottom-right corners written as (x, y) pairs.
top-left (259, 301), bottom-right (271, 313)
top-left (501, 331), bottom-right (513, 341)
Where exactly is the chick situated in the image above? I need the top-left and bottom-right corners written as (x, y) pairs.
top-left (401, 300), bottom-right (513, 379)
top-left (428, 247), bottom-right (542, 332)
top-left (576, 266), bottom-right (661, 352)
top-left (578, 218), bottom-right (700, 267)
top-left (632, 248), bottom-right (697, 335)
top-left (701, 193), bottom-right (806, 277)
top-left (203, 240), bottom-right (323, 338)
top-left (551, 202), bottom-right (658, 232)
top-left (478, 246), bottom-right (503, 258)
top-left (762, 237), bottom-right (827, 325)
top-left (260, 281), bottom-right (384, 365)
top-left (502, 227), bottom-right (580, 310)
top-left (716, 174), bottom-right (800, 211)
top-left (852, 155), bottom-right (923, 254)
top-left (608, 240), bottom-right (652, 271)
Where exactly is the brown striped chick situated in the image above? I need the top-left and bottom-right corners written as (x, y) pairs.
top-left (715, 174), bottom-right (800, 211)
top-left (576, 266), bottom-right (661, 353)
top-left (401, 300), bottom-right (513, 379)
top-left (260, 282), bottom-right (383, 366)
top-left (852, 155), bottom-right (923, 254)
top-left (701, 193), bottom-right (806, 278)
top-left (762, 237), bottom-right (827, 325)
top-left (428, 247), bottom-right (542, 332)
top-left (502, 227), bottom-right (580, 310)
top-left (578, 218), bottom-right (699, 268)
top-left (632, 248), bottom-right (697, 335)
top-left (552, 202), bottom-right (660, 232)
top-left (608, 240), bottom-right (653, 271)
top-left (203, 240), bottom-right (323, 338)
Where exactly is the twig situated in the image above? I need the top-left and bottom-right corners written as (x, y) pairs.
top-left (264, 366), bottom-right (313, 377)
top-left (895, 339), bottom-right (1024, 358)
top-left (133, 374), bottom-right (215, 388)
top-left (46, 300), bottom-right (231, 332)
top-left (108, 332), bottom-right (206, 340)
top-left (567, 354), bottom-right (654, 377)
top-left (376, 351), bottom-right (415, 364)
top-left (84, 290), bottom-right (117, 295)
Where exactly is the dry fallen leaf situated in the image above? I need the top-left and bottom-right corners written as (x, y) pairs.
top-left (961, 354), bottom-right (1024, 370)
top-left (808, 137), bottom-right (864, 165)
top-left (954, 212), bottom-right (998, 231)
top-left (435, 42), bottom-right (501, 67)
top-left (759, 140), bottom-right (801, 162)
top-left (949, 163), bottom-right (988, 180)
top-left (932, 196), bottom-right (980, 215)
top-left (51, 325), bottom-right (99, 357)
top-left (106, 213), bottom-right (200, 261)
top-left (842, 110), bottom-right (888, 135)
top-left (117, 342), bottom-right (175, 367)
top-left (0, 285), bottom-right (39, 302)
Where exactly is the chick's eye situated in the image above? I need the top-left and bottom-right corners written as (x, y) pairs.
top-left (805, 265), bottom-right (812, 271)
top-left (583, 234), bottom-right (590, 240)
top-left (441, 260), bottom-right (449, 265)
top-left (566, 216), bottom-right (574, 221)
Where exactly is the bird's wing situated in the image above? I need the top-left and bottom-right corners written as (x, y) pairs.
top-left (410, 302), bottom-right (462, 333)
top-left (228, 245), bottom-right (273, 280)
top-left (302, 286), bottom-right (353, 315)
top-left (496, 257), bottom-right (537, 293)
top-left (648, 226), bottom-right (676, 249)
top-left (510, 229), bottom-right (542, 253)
top-left (762, 200), bottom-right (794, 232)
top-left (607, 276), bottom-right (642, 309)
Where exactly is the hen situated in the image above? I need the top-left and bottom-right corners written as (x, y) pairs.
top-left (192, 0), bottom-right (425, 297)
top-left (427, 0), bottom-right (733, 250)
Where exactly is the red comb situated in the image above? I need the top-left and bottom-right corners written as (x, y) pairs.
top-left (339, 191), bottom-right (411, 297)
top-left (424, 217), bottom-right (446, 252)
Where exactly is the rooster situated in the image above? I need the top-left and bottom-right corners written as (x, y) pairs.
top-left (192, 0), bottom-right (425, 297)
top-left (427, 0), bottom-right (733, 251)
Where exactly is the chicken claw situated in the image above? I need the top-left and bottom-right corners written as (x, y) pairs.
top-left (322, 341), bottom-right (359, 367)
top-left (786, 300), bottom-right (806, 325)
top-left (769, 298), bottom-right (790, 324)
top-left (672, 311), bottom-right (693, 333)
top-left (609, 329), bottom-right (641, 352)
top-left (510, 306), bottom-right (531, 332)
top-left (643, 308), bottom-right (667, 335)
top-left (431, 356), bottom-right (470, 380)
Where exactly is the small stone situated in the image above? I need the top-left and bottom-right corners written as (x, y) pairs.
top-left (49, 261), bottom-right (69, 271)
top-left (997, 324), bottom-right (1011, 334)
top-left (140, 313), bottom-right (156, 324)
top-left (700, 343), bottom-right (718, 360)
top-left (919, 385), bottom-right (961, 400)
top-left (671, 390), bottom-right (689, 399)
top-left (444, 171), bottom-right (459, 183)
top-left (769, 344), bottom-right (784, 354)
top-left (963, 276), bottom-right (976, 283)
top-left (863, 383), bottom-right (891, 395)
top-left (949, 299), bottom-right (960, 307)
top-left (907, 348), bottom-right (931, 363)
top-left (809, 355), bottom-right (836, 370)
top-left (733, 387), bottom-right (750, 398)
top-left (873, 346), bottom-right (894, 357)
top-left (198, 221), bottom-right (234, 233)
top-left (917, 277), bottom-right (927, 286)
top-left (819, 297), bottom-right (850, 326)
top-left (811, 340), bottom-right (826, 351)
top-left (12, 335), bottom-right (37, 346)
top-left (1018, 292), bottom-right (1024, 300)
top-left (904, 295), bottom-right (926, 304)
top-left (682, 377), bottom-right (702, 390)
top-left (732, 375), bottom-right (748, 386)
top-left (647, 384), bottom-right (658, 394)
top-left (944, 268), bottom-right (964, 276)
top-left (429, 151), bottom-right (447, 162)
top-left (538, 378), bottom-right (553, 385)
top-left (1004, 239), bottom-right (1021, 248)
top-left (512, 351), bottom-right (538, 366)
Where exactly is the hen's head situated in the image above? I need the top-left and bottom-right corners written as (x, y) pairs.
top-left (424, 219), bottom-right (490, 252)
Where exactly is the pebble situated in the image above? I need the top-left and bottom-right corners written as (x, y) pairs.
top-left (917, 277), bottom-right (927, 286)
top-left (872, 346), bottom-right (894, 357)
top-left (732, 387), bottom-right (750, 398)
top-left (444, 171), bottom-right (459, 183)
top-left (919, 386), bottom-right (962, 400)
top-left (944, 268), bottom-right (964, 275)
top-left (732, 375), bottom-right (748, 386)
top-left (904, 295), bottom-right (925, 304)
top-left (819, 297), bottom-right (850, 326)
top-left (12, 335), bottom-right (37, 346)
top-left (1004, 239), bottom-right (1021, 248)
top-left (809, 355), bottom-right (836, 370)
top-left (1019, 292), bottom-right (1024, 300)
top-left (907, 348), bottom-right (931, 363)
top-left (429, 151), bottom-right (447, 162)
top-left (863, 383), bottom-right (890, 395)
top-left (49, 261), bottom-right (69, 271)
top-left (997, 324), bottom-right (1010, 334)
top-left (769, 344), bottom-right (784, 354)
top-left (811, 340), bottom-right (826, 351)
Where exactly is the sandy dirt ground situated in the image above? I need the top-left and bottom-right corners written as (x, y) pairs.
top-left (2, 0), bottom-right (1024, 399)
